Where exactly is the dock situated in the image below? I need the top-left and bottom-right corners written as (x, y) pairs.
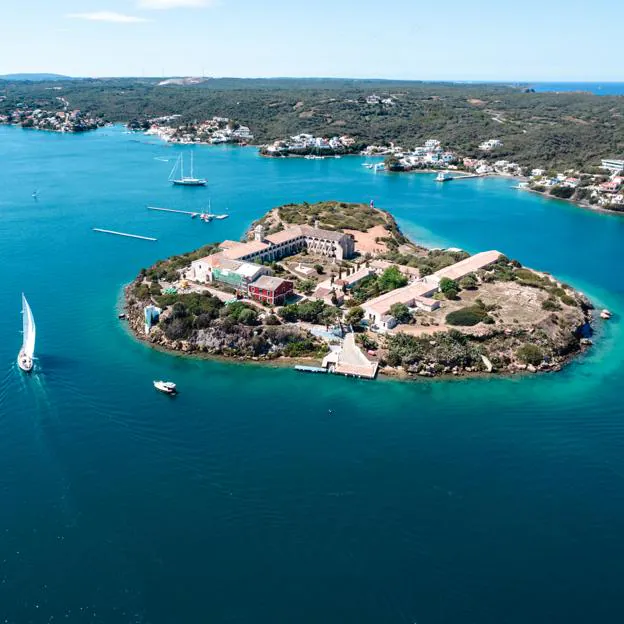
top-left (93, 228), bottom-right (157, 241)
top-left (294, 365), bottom-right (327, 374)
top-left (147, 206), bottom-right (198, 216)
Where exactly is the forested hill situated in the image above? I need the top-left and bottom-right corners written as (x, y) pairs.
top-left (1, 77), bottom-right (622, 169)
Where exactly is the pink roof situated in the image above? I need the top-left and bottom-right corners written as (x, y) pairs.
top-left (221, 240), bottom-right (270, 259)
top-left (265, 227), bottom-right (303, 245)
top-left (433, 250), bottom-right (501, 281)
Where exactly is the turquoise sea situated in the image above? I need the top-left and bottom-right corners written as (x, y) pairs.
top-left (1, 125), bottom-right (624, 623)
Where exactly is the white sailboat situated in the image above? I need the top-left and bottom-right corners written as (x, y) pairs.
top-left (17, 293), bottom-right (36, 373)
top-left (169, 152), bottom-right (207, 186)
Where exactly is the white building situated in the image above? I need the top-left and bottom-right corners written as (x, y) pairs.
top-left (601, 159), bottom-right (624, 174)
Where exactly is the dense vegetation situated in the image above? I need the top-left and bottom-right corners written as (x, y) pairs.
top-left (386, 330), bottom-right (484, 371)
top-left (127, 279), bottom-right (327, 359)
top-left (276, 200), bottom-right (391, 232)
top-left (2, 77), bottom-right (623, 168)
top-left (381, 248), bottom-right (470, 275)
top-left (350, 266), bottom-right (408, 304)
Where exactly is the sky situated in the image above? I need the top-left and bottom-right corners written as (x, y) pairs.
top-left (1, 0), bottom-right (622, 81)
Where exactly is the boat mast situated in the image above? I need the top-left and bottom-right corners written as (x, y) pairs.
top-left (180, 153), bottom-right (184, 179)
top-left (190, 152), bottom-right (194, 179)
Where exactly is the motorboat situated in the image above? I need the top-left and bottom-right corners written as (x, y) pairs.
top-left (435, 171), bottom-right (453, 182)
top-left (154, 380), bottom-right (177, 394)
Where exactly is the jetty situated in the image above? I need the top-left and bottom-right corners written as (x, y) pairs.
top-left (147, 206), bottom-right (198, 217)
top-left (294, 365), bottom-right (327, 374)
top-left (93, 228), bottom-right (157, 241)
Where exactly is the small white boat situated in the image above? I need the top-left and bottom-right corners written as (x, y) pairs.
top-left (214, 214), bottom-right (229, 220)
top-left (17, 293), bottom-right (36, 373)
top-left (373, 163), bottom-right (385, 172)
top-left (600, 309), bottom-right (612, 320)
top-left (153, 380), bottom-right (177, 394)
top-left (436, 171), bottom-right (453, 182)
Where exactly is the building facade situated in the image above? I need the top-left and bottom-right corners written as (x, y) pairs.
top-left (248, 276), bottom-right (294, 305)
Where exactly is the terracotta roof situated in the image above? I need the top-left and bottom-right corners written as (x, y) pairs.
top-left (433, 250), bottom-right (501, 281)
top-left (299, 225), bottom-right (348, 242)
top-left (221, 240), bottom-right (270, 259)
top-left (265, 227), bottom-right (303, 245)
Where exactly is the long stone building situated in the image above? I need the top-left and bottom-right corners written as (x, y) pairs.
top-left (188, 222), bottom-right (355, 284)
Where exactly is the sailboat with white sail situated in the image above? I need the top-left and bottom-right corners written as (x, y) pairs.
top-left (17, 293), bottom-right (36, 373)
top-left (168, 152), bottom-right (207, 186)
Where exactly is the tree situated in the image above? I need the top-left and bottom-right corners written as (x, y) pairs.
top-left (238, 308), bottom-right (258, 326)
top-left (315, 264), bottom-right (325, 275)
top-left (378, 266), bottom-right (408, 292)
top-left (389, 302), bottom-right (411, 324)
top-left (299, 279), bottom-right (315, 295)
top-left (419, 265), bottom-right (433, 277)
top-left (278, 305), bottom-right (299, 322)
top-left (345, 306), bottom-right (364, 326)
top-left (439, 277), bottom-right (459, 295)
top-left (444, 288), bottom-right (459, 300)
top-left (459, 274), bottom-right (477, 290)
top-left (550, 185), bottom-right (575, 199)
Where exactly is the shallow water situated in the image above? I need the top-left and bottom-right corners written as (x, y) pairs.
top-left (1, 126), bottom-right (623, 623)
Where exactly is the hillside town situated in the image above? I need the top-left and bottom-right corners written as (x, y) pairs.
top-left (132, 115), bottom-right (254, 144)
top-left (0, 107), bottom-right (105, 132)
top-left (260, 133), bottom-right (362, 157)
top-left (125, 201), bottom-right (594, 381)
top-left (522, 158), bottom-right (624, 210)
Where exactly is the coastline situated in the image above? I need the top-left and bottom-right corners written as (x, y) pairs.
top-left (120, 301), bottom-right (590, 382)
top-left (121, 202), bottom-right (595, 381)
top-left (515, 184), bottom-right (624, 216)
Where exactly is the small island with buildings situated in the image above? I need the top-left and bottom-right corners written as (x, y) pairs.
top-left (124, 201), bottom-right (594, 380)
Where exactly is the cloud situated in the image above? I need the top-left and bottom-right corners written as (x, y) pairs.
top-left (138, 0), bottom-right (218, 8)
top-left (66, 11), bottom-right (149, 23)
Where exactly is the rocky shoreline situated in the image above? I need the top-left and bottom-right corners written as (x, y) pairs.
top-left (122, 202), bottom-right (596, 380)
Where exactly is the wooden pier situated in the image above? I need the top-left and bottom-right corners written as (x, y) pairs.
top-left (93, 228), bottom-right (157, 241)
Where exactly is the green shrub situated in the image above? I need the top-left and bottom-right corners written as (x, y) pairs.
top-left (560, 294), bottom-right (577, 306)
top-left (516, 344), bottom-right (544, 365)
top-left (444, 288), bottom-right (459, 300)
top-left (345, 306), bottom-right (364, 325)
top-left (440, 277), bottom-right (460, 295)
top-left (264, 314), bottom-right (281, 326)
top-left (389, 302), bottom-right (411, 324)
top-left (238, 308), bottom-right (258, 326)
top-left (459, 274), bottom-right (478, 290)
top-left (446, 306), bottom-right (490, 326)
top-left (542, 298), bottom-right (561, 311)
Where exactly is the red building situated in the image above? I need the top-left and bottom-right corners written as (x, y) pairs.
top-left (248, 276), bottom-right (293, 305)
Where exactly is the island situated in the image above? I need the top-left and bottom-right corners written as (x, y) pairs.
top-left (124, 201), bottom-right (594, 379)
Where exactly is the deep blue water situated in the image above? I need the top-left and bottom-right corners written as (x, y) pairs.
top-left (1, 125), bottom-right (624, 623)
top-left (527, 82), bottom-right (624, 95)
